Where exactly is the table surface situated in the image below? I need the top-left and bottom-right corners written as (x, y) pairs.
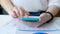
top-left (0, 15), bottom-right (60, 34)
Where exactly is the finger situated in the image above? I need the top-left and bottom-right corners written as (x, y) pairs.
top-left (16, 18), bottom-right (27, 24)
top-left (21, 6), bottom-right (25, 11)
top-left (24, 11), bottom-right (29, 17)
top-left (18, 7), bottom-right (24, 16)
top-left (39, 13), bottom-right (46, 23)
top-left (39, 16), bottom-right (43, 22)
top-left (20, 7), bottom-right (29, 17)
top-left (20, 7), bottom-right (27, 16)
top-left (14, 7), bottom-right (20, 17)
top-left (12, 11), bottom-right (18, 18)
top-left (16, 18), bottom-right (23, 22)
top-left (12, 7), bottom-right (19, 18)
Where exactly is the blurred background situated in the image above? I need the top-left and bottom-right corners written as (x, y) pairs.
top-left (0, 5), bottom-right (8, 15)
top-left (0, 5), bottom-right (2, 15)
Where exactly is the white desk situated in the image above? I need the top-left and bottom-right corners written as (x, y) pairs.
top-left (0, 15), bottom-right (60, 34)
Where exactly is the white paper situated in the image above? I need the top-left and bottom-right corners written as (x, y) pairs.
top-left (6, 19), bottom-right (60, 32)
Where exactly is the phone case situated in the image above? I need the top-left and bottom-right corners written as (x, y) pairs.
top-left (20, 16), bottom-right (39, 22)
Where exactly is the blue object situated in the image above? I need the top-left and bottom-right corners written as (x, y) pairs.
top-left (20, 17), bottom-right (39, 22)
top-left (33, 32), bottom-right (46, 34)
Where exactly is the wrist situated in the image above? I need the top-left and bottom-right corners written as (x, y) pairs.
top-left (42, 11), bottom-right (54, 23)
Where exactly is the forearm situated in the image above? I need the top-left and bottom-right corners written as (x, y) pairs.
top-left (0, 1), bottom-right (1, 5)
top-left (0, 0), bottom-right (14, 14)
top-left (47, 5), bottom-right (60, 16)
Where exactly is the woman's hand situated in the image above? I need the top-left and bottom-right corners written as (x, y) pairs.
top-left (38, 13), bottom-right (51, 26)
top-left (9, 6), bottom-right (29, 18)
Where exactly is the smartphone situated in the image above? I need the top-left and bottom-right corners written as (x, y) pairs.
top-left (20, 16), bottom-right (39, 22)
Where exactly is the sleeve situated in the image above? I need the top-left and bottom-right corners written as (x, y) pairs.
top-left (48, 0), bottom-right (60, 8)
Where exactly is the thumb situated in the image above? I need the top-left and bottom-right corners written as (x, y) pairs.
top-left (24, 11), bottom-right (29, 17)
top-left (39, 15), bottom-right (43, 22)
